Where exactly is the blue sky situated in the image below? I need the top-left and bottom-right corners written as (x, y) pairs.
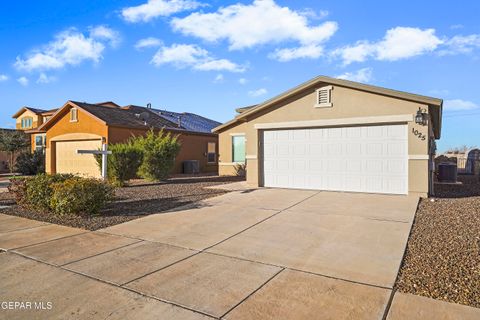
top-left (1, 0), bottom-right (479, 151)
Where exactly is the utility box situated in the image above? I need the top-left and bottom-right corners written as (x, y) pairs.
top-left (438, 162), bottom-right (457, 183)
top-left (183, 160), bottom-right (200, 174)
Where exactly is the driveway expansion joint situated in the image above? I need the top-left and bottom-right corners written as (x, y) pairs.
top-left (366, 217), bottom-right (410, 224)
top-left (5, 230), bottom-right (90, 251)
top-left (95, 229), bottom-right (203, 251)
top-left (203, 191), bottom-right (321, 252)
top-left (120, 250), bottom-right (202, 286)
top-left (6, 250), bottom-right (218, 319)
top-left (219, 267), bottom-right (285, 319)
top-left (207, 250), bottom-right (393, 291)
top-left (60, 239), bottom-right (144, 267)
top-left (0, 223), bottom-right (49, 234)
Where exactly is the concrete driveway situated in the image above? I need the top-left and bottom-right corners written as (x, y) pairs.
top-left (2, 187), bottom-right (477, 319)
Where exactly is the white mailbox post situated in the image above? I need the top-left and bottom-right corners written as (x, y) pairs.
top-left (76, 143), bottom-right (112, 179)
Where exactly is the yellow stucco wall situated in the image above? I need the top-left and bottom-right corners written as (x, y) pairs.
top-left (15, 110), bottom-right (41, 130)
top-left (218, 84), bottom-right (434, 196)
top-left (44, 105), bottom-right (219, 175)
top-left (45, 106), bottom-right (107, 174)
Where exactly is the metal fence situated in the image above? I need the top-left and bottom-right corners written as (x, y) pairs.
top-left (457, 158), bottom-right (480, 174)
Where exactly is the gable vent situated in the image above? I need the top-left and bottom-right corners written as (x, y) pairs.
top-left (315, 85), bottom-right (333, 108)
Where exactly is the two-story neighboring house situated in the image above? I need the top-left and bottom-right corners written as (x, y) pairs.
top-left (12, 106), bottom-right (57, 153)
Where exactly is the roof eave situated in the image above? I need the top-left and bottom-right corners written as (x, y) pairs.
top-left (37, 101), bottom-right (107, 131)
top-left (12, 107), bottom-right (29, 119)
top-left (214, 75), bottom-right (443, 133)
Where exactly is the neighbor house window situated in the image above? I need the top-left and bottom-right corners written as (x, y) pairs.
top-left (70, 108), bottom-right (78, 122)
top-left (21, 117), bottom-right (33, 128)
top-left (232, 135), bottom-right (246, 163)
top-left (35, 134), bottom-right (46, 153)
top-left (315, 85), bottom-right (333, 108)
top-left (207, 142), bottom-right (216, 163)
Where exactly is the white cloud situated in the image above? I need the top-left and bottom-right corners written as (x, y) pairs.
top-left (248, 88), bottom-right (267, 97)
top-left (439, 34), bottom-right (480, 55)
top-left (15, 27), bottom-right (118, 72)
top-left (194, 59), bottom-right (245, 72)
top-left (152, 43), bottom-right (208, 66)
top-left (450, 24), bottom-right (464, 30)
top-left (0, 74), bottom-right (8, 82)
top-left (213, 74), bottom-right (224, 83)
top-left (151, 43), bottom-right (245, 72)
top-left (135, 37), bottom-right (163, 50)
top-left (36, 73), bottom-right (56, 84)
top-left (269, 44), bottom-right (324, 62)
top-left (122, 0), bottom-right (204, 23)
top-left (298, 8), bottom-right (329, 20)
top-left (171, 0), bottom-right (337, 53)
top-left (444, 99), bottom-right (479, 111)
top-left (17, 77), bottom-right (29, 86)
top-left (334, 27), bottom-right (443, 65)
top-left (89, 25), bottom-right (121, 47)
top-left (336, 68), bottom-right (373, 83)
top-left (238, 78), bottom-right (247, 85)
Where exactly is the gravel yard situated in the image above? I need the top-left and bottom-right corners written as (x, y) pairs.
top-left (396, 175), bottom-right (480, 308)
top-left (0, 175), bottom-right (243, 231)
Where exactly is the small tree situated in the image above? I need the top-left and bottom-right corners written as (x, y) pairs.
top-left (133, 129), bottom-right (181, 181)
top-left (0, 130), bottom-right (30, 173)
top-left (15, 150), bottom-right (45, 175)
top-left (95, 142), bottom-right (143, 186)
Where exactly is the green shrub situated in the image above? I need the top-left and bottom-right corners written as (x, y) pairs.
top-left (50, 177), bottom-right (114, 216)
top-left (234, 163), bottom-right (246, 177)
top-left (8, 178), bottom-right (28, 205)
top-left (15, 151), bottom-right (45, 175)
top-left (95, 142), bottom-right (143, 186)
top-left (24, 174), bottom-right (73, 211)
top-left (133, 129), bottom-right (181, 181)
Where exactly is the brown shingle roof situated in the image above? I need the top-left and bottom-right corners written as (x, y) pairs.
top-left (71, 101), bottom-right (180, 129)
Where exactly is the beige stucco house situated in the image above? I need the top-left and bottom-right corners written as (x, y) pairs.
top-left (214, 76), bottom-right (443, 197)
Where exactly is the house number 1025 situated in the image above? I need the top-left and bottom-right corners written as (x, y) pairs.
top-left (412, 128), bottom-right (426, 141)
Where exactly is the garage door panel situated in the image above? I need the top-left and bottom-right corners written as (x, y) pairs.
top-left (262, 125), bottom-right (408, 195)
top-left (277, 145), bottom-right (290, 156)
top-left (56, 140), bottom-right (102, 178)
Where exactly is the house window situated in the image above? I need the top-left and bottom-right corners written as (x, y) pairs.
top-left (315, 85), bottom-right (333, 108)
top-left (21, 117), bottom-right (33, 128)
top-left (70, 108), bottom-right (78, 122)
top-left (232, 135), bottom-right (246, 163)
top-left (35, 134), bottom-right (46, 153)
top-left (207, 142), bottom-right (216, 163)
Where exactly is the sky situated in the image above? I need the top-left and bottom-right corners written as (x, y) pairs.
top-left (0, 0), bottom-right (479, 152)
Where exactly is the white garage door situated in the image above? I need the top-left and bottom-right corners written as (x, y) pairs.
top-left (262, 125), bottom-right (408, 195)
top-left (56, 140), bottom-right (102, 178)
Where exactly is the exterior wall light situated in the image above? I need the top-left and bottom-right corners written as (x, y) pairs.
top-left (415, 107), bottom-right (428, 125)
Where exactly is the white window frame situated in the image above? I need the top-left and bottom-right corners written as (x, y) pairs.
top-left (70, 108), bottom-right (78, 122)
top-left (34, 134), bottom-right (46, 154)
top-left (207, 142), bottom-right (217, 164)
top-left (315, 85), bottom-right (333, 108)
top-left (21, 117), bottom-right (33, 128)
